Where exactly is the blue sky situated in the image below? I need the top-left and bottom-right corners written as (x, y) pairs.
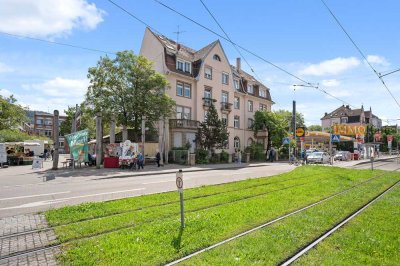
top-left (0, 0), bottom-right (399, 126)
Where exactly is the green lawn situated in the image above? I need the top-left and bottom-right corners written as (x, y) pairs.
top-left (293, 182), bottom-right (400, 266)
top-left (44, 166), bottom-right (399, 265)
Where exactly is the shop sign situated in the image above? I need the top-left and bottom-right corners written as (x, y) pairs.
top-left (65, 129), bottom-right (88, 162)
top-left (333, 124), bottom-right (366, 136)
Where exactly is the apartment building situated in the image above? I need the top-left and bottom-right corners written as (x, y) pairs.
top-left (321, 105), bottom-right (382, 131)
top-left (140, 27), bottom-right (273, 153)
top-left (33, 111), bottom-right (67, 151)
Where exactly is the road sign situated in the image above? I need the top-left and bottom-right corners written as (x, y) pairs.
top-left (282, 137), bottom-right (290, 145)
top-left (296, 127), bottom-right (305, 137)
top-left (300, 137), bottom-right (305, 142)
top-left (331, 134), bottom-right (341, 143)
top-left (176, 169), bottom-right (184, 228)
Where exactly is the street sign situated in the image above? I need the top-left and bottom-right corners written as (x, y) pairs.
top-left (296, 127), bottom-right (305, 137)
top-left (331, 134), bottom-right (341, 143)
top-left (282, 137), bottom-right (290, 145)
top-left (32, 158), bottom-right (43, 169)
top-left (176, 169), bottom-right (184, 228)
top-left (300, 137), bottom-right (305, 142)
top-left (176, 176), bottom-right (183, 190)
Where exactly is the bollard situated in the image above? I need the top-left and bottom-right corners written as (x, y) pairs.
top-left (176, 169), bottom-right (184, 228)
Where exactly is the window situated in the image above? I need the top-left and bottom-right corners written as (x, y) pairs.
top-left (234, 97), bottom-right (240, 109)
top-left (176, 81), bottom-right (191, 98)
top-left (259, 104), bottom-right (267, 111)
top-left (221, 91), bottom-right (228, 103)
top-left (222, 72), bottom-right (229, 85)
top-left (204, 66), bottom-right (212, 79)
top-left (59, 141), bottom-right (64, 147)
top-left (234, 137), bottom-right (240, 149)
top-left (247, 138), bottom-right (253, 147)
top-left (213, 54), bottom-right (221, 61)
top-left (341, 117), bottom-right (348, 123)
top-left (234, 79), bottom-right (239, 91)
top-left (248, 118), bottom-right (254, 129)
top-left (36, 119), bottom-right (43, 125)
top-left (234, 116), bottom-right (240, 128)
top-left (247, 84), bottom-right (253, 94)
top-left (176, 106), bottom-right (191, 119)
top-left (248, 100), bottom-right (253, 112)
top-left (221, 114), bottom-right (228, 126)
top-left (204, 88), bottom-right (212, 99)
top-left (44, 119), bottom-right (52, 126)
top-left (45, 130), bottom-right (52, 137)
top-left (259, 88), bottom-right (267, 98)
top-left (176, 59), bottom-right (191, 73)
top-left (204, 111), bottom-right (209, 121)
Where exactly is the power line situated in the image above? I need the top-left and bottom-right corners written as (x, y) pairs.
top-left (379, 68), bottom-right (400, 78)
top-left (320, 0), bottom-right (400, 110)
top-left (0, 31), bottom-right (116, 55)
top-left (107, 0), bottom-right (359, 109)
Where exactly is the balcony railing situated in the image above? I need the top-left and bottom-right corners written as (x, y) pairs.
top-left (203, 97), bottom-right (217, 107)
top-left (221, 102), bottom-right (233, 112)
top-left (169, 119), bottom-right (200, 129)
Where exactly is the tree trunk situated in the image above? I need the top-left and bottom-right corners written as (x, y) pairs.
top-left (110, 116), bottom-right (116, 144)
top-left (122, 124), bottom-right (128, 141)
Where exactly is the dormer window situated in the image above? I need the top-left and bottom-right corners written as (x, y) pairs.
top-left (213, 54), bottom-right (221, 61)
top-left (176, 59), bottom-right (191, 73)
top-left (247, 84), bottom-right (253, 94)
top-left (259, 88), bottom-right (266, 98)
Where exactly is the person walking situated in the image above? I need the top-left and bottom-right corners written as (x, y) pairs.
top-left (265, 149), bottom-right (270, 162)
top-left (51, 149), bottom-right (54, 161)
top-left (137, 152), bottom-right (144, 170)
top-left (156, 151), bottom-right (161, 167)
top-left (238, 150), bottom-right (242, 164)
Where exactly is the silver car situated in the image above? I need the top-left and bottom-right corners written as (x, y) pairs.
top-left (307, 152), bottom-right (330, 164)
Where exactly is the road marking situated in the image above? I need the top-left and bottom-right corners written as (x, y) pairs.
top-left (0, 188), bottom-right (145, 210)
top-left (0, 191), bottom-right (71, 201)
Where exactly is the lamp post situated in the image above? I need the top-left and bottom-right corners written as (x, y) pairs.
top-left (142, 115), bottom-right (146, 161)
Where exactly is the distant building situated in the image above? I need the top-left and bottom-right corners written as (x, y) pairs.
top-left (321, 105), bottom-right (382, 131)
top-left (33, 111), bottom-right (67, 152)
top-left (140, 27), bottom-right (273, 153)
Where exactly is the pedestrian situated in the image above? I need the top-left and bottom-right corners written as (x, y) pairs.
top-left (265, 149), bottom-right (270, 162)
top-left (43, 148), bottom-right (48, 160)
top-left (137, 152), bottom-right (144, 170)
top-left (238, 150), bottom-right (242, 164)
top-left (270, 148), bottom-right (276, 162)
top-left (51, 149), bottom-right (54, 161)
top-left (156, 151), bottom-right (161, 167)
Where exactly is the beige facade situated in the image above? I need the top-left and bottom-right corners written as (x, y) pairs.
top-left (140, 28), bottom-right (273, 154)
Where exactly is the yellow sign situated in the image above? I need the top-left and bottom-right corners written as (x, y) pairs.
top-left (296, 127), bottom-right (305, 137)
top-left (333, 124), bottom-right (366, 136)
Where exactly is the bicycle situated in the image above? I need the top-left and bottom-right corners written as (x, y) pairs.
top-left (289, 156), bottom-right (302, 166)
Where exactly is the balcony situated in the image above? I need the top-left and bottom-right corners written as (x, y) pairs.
top-left (203, 97), bottom-right (217, 108)
top-left (169, 119), bottom-right (200, 129)
top-left (221, 102), bottom-right (233, 113)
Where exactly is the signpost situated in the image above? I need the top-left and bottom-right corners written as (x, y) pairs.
top-left (32, 158), bottom-right (43, 169)
top-left (176, 169), bottom-right (184, 228)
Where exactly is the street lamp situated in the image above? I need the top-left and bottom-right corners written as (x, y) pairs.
top-left (141, 115), bottom-right (146, 157)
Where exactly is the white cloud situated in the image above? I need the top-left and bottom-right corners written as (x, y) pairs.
top-left (0, 62), bottom-right (14, 73)
top-left (22, 77), bottom-right (89, 97)
top-left (299, 57), bottom-right (360, 76)
top-left (321, 79), bottom-right (340, 87)
top-left (366, 55), bottom-right (389, 66)
top-left (0, 88), bottom-right (14, 97)
top-left (0, 0), bottom-right (105, 38)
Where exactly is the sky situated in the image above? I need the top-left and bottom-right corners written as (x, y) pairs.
top-left (0, 0), bottom-right (399, 126)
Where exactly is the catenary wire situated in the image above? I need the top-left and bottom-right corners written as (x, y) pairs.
top-left (320, 0), bottom-right (400, 110)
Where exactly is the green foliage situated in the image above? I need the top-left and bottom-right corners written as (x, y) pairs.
top-left (196, 103), bottom-right (229, 151)
top-left (253, 110), bottom-right (287, 151)
top-left (60, 104), bottom-right (97, 139)
top-left (0, 93), bottom-right (27, 130)
top-left (195, 148), bottom-right (209, 164)
top-left (0, 129), bottom-right (51, 142)
top-left (274, 109), bottom-right (305, 129)
top-left (220, 150), bottom-right (229, 163)
top-left (307, 124), bottom-right (322, 131)
top-left (86, 50), bottom-right (175, 141)
top-left (245, 143), bottom-right (265, 161)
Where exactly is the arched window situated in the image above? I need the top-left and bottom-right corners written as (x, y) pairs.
top-left (234, 137), bottom-right (240, 149)
top-left (247, 138), bottom-right (253, 147)
top-left (213, 54), bottom-right (221, 61)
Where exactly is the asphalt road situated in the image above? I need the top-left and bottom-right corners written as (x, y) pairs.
top-left (0, 163), bottom-right (294, 218)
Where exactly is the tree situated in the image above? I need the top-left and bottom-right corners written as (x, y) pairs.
top-left (196, 103), bottom-right (229, 152)
top-left (60, 104), bottom-right (97, 139)
top-left (86, 50), bottom-right (175, 141)
top-left (0, 93), bottom-right (27, 130)
top-left (307, 124), bottom-right (322, 131)
top-left (253, 110), bottom-right (287, 151)
top-left (274, 109), bottom-right (305, 132)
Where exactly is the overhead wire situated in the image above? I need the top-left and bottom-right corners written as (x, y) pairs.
top-left (0, 31), bottom-right (116, 55)
top-left (320, 0), bottom-right (400, 110)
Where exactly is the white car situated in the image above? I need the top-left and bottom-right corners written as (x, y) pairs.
top-left (307, 152), bottom-right (330, 164)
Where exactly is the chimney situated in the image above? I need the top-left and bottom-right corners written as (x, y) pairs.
top-left (177, 43), bottom-right (181, 51)
top-left (236, 57), bottom-right (241, 72)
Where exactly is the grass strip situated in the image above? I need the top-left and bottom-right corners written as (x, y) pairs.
top-left (179, 172), bottom-right (400, 266)
top-left (46, 166), bottom-right (333, 226)
top-left (52, 171), bottom-right (327, 242)
top-left (56, 168), bottom-right (380, 265)
top-left (293, 182), bottom-right (400, 265)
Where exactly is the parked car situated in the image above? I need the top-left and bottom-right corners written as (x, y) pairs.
top-left (334, 151), bottom-right (351, 161)
top-left (307, 152), bottom-right (330, 164)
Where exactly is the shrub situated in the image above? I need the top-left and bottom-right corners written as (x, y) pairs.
top-left (196, 148), bottom-right (209, 164)
top-left (246, 143), bottom-right (265, 161)
top-left (220, 150), bottom-right (229, 163)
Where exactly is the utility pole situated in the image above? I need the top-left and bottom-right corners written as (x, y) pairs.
top-left (142, 115), bottom-right (146, 164)
top-left (292, 100), bottom-right (297, 158)
top-left (52, 110), bottom-right (59, 170)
